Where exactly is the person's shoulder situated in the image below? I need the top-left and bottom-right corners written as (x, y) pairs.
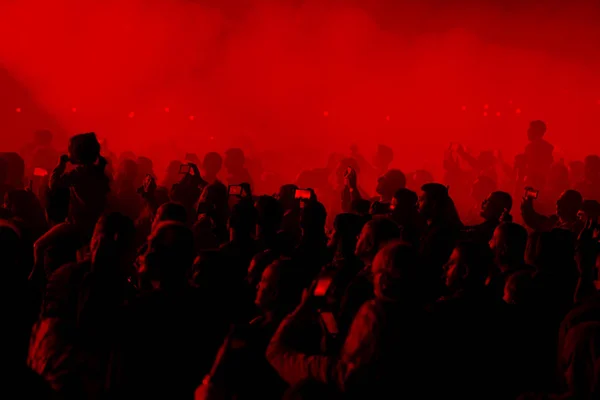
top-left (52, 260), bottom-right (91, 282)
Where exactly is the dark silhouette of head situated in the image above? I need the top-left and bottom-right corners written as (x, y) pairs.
top-left (392, 188), bottom-right (418, 219)
top-left (480, 191), bottom-right (512, 221)
top-left (373, 144), bottom-right (394, 172)
top-left (328, 213), bottom-right (365, 260)
top-left (418, 183), bottom-right (456, 223)
top-left (255, 195), bottom-right (283, 237)
top-left (229, 199), bottom-right (258, 240)
top-left (300, 201), bottom-right (327, 237)
top-left (141, 221), bottom-right (195, 289)
top-left (372, 241), bottom-right (420, 302)
top-left (556, 190), bottom-right (583, 220)
top-left (202, 152), bottom-right (223, 180)
top-left (528, 120), bottom-right (547, 141)
top-left (255, 259), bottom-right (304, 315)
top-left (277, 184), bottom-right (298, 211)
top-left (503, 270), bottom-right (537, 306)
top-left (90, 212), bottom-right (136, 272)
top-left (444, 241), bottom-right (494, 293)
top-left (68, 132), bottom-right (100, 165)
top-left (355, 218), bottom-right (401, 264)
top-left (489, 222), bottom-right (528, 267)
top-left (152, 202), bottom-right (187, 233)
top-left (376, 169), bottom-right (406, 200)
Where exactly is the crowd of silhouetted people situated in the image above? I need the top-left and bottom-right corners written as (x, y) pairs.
top-left (1, 120), bottom-right (599, 399)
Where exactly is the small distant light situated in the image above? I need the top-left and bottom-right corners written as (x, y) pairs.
top-left (71, 107), bottom-right (77, 113)
top-left (209, 136), bottom-right (215, 140)
top-left (386, 115), bottom-right (390, 121)
top-left (483, 112), bottom-right (488, 117)
top-left (16, 107), bottom-right (21, 113)
top-left (484, 104), bottom-right (489, 110)
top-left (515, 108), bottom-right (521, 114)
top-left (164, 107), bottom-right (170, 113)
top-left (323, 111), bottom-right (329, 117)
top-left (496, 112), bottom-right (501, 117)
top-left (461, 105), bottom-right (467, 111)
top-left (128, 111), bottom-right (135, 118)
top-left (189, 115), bottom-right (195, 121)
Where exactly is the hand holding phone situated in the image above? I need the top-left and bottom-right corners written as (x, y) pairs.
top-left (228, 184), bottom-right (243, 197)
top-left (295, 188), bottom-right (313, 201)
top-left (313, 276), bottom-right (333, 297)
top-left (179, 164), bottom-right (191, 175)
top-left (33, 167), bottom-right (48, 177)
top-left (524, 187), bottom-right (539, 200)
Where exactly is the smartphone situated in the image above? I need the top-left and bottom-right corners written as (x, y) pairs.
top-left (228, 184), bottom-right (243, 197)
top-left (524, 187), bottom-right (539, 200)
top-left (179, 164), bottom-right (191, 174)
top-left (320, 311), bottom-right (339, 336)
top-left (33, 167), bottom-right (48, 177)
top-left (313, 276), bottom-right (333, 297)
top-left (295, 188), bottom-right (312, 200)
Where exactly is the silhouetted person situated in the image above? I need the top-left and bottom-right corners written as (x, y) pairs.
top-left (524, 120), bottom-right (554, 189)
top-left (464, 190), bottom-right (513, 243)
top-left (418, 183), bottom-right (463, 301)
top-left (390, 188), bottom-right (423, 246)
top-left (267, 241), bottom-right (430, 399)
top-left (373, 169), bottom-right (406, 203)
top-left (522, 189), bottom-right (584, 233)
top-left (575, 155), bottom-right (600, 201)
top-left (202, 152), bottom-right (223, 184)
top-left (224, 148), bottom-right (253, 189)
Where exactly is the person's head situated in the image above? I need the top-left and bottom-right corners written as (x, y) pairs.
top-left (444, 241), bottom-right (494, 292)
top-left (90, 212), bottom-right (136, 272)
top-left (489, 222), bottom-right (528, 267)
top-left (372, 144), bottom-right (394, 172)
top-left (68, 132), bottom-right (100, 165)
top-left (140, 221), bottom-right (195, 289)
top-left (152, 202), bottom-right (187, 233)
top-left (375, 169), bottom-right (406, 199)
top-left (299, 201), bottom-right (327, 236)
top-left (202, 152), bottom-right (223, 178)
top-left (4, 189), bottom-right (45, 225)
top-left (579, 200), bottom-right (600, 221)
top-left (0, 152), bottom-right (25, 188)
top-left (255, 259), bottom-right (304, 314)
top-left (137, 156), bottom-right (154, 176)
top-left (557, 190), bottom-right (583, 220)
top-left (480, 191), bottom-right (512, 221)
top-left (471, 175), bottom-right (497, 202)
top-left (328, 213), bottom-right (365, 259)
top-left (418, 183), bottom-right (451, 221)
top-left (33, 129), bottom-right (53, 147)
top-left (229, 199), bottom-right (258, 239)
top-left (391, 188), bottom-right (418, 219)
top-left (255, 195), bottom-right (283, 236)
top-left (527, 120), bottom-right (547, 141)
top-left (277, 184), bottom-right (299, 211)
top-left (224, 148), bottom-right (245, 172)
top-left (372, 241), bottom-right (419, 302)
top-left (584, 155), bottom-right (600, 181)
top-left (503, 270), bottom-right (537, 306)
top-left (355, 218), bottom-right (401, 264)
